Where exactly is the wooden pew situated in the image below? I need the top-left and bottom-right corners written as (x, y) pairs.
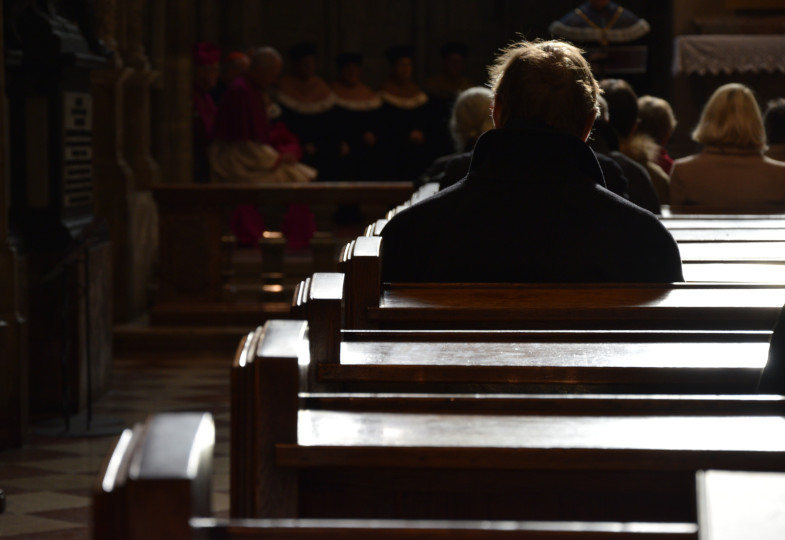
top-left (288, 280), bottom-right (774, 393)
top-left (663, 218), bottom-right (785, 230)
top-left (151, 182), bottom-right (414, 325)
top-left (670, 229), bottom-right (785, 242)
top-left (364, 222), bottom-right (785, 283)
top-left (93, 412), bottom-right (215, 540)
top-left (249, 315), bottom-right (779, 395)
top-left (230, 325), bottom-right (785, 522)
top-left (94, 411), bottom-right (699, 540)
top-left (681, 263), bottom-right (785, 284)
top-left (370, 220), bottom-right (785, 243)
top-left (697, 470), bottom-right (785, 540)
top-left (677, 242), bottom-right (785, 263)
top-left (331, 237), bottom-right (785, 330)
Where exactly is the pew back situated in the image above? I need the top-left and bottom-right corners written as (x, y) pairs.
top-left (94, 411), bottom-right (700, 540)
top-left (230, 323), bottom-right (785, 523)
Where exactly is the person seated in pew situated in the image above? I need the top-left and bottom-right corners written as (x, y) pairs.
top-left (588, 96), bottom-right (631, 202)
top-left (380, 39), bottom-right (683, 283)
top-left (764, 98), bottom-right (785, 163)
top-left (600, 78), bottom-right (670, 205)
top-left (588, 96), bottom-right (660, 213)
top-left (419, 86), bottom-right (495, 189)
top-left (758, 303), bottom-right (785, 394)
top-left (637, 94), bottom-right (677, 175)
top-left (669, 83), bottom-right (785, 212)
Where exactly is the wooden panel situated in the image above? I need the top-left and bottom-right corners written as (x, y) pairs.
top-left (373, 284), bottom-right (785, 330)
top-left (671, 229), bottom-right (785, 242)
top-left (190, 518), bottom-right (698, 539)
top-left (678, 242), bottom-right (785, 263)
top-left (663, 219), bottom-right (785, 229)
top-left (698, 470), bottom-right (785, 540)
top-left (292, 413), bottom-right (785, 456)
top-left (682, 263), bottom-right (785, 284)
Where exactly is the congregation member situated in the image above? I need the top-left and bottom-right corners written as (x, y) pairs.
top-left (764, 98), bottom-right (785, 163)
top-left (600, 78), bottom-right (670, 205)
top-left (381, 39), bottom-right (683, 283)
top-left (589, 95), bottom-right (659, 213)
top-left (669, 83), bottom-right (785, 212)
top-left (420, 86), bottom-right (494, 188)
top-left (758, 302), bottom-right (785, 393)
top-left (637, 94), bottom-right (677, 174)
top-left (331, 52), bottom-right (383, 180)
top-left (193, 42), bottom-right (221, 183)
top-left (275, 43), bottom-right (337, 177)
top-left (378, 45), bottom-right (433, 180)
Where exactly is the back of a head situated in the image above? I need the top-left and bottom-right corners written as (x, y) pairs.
top-left (637, 95), bottom-right (677, 144)
top-left (251, 46), bottom-right (281, 72)
top-left (599, 78), bottom-right (638, 139)
top-left (692, 83), bottom-right (764, 152)
top-left (488, 40), bottom-right (599, 139)
top-left (764, 98), bottom-right (785, 146)
top-left (450, 86), bottom-right (494, 152)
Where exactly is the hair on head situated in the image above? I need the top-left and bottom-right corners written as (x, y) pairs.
top-left (488, 39), bottom-right (600, 139)
top-left (692, 83), bottom-right (765, 152)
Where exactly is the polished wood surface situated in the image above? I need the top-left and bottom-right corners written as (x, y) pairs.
top-left (662, 219), bottom-right (785, 229)
top-left (671, 229), bottom-right (785, 242)
top-left (192, 518), bottom-right (698, 539)
top-left (372, 283), bottom-right (785, 330)
top-left (93, 412), bottom-right (214, 540)
top-left (301, 393), bottom-right (785, 416)
top-left (697, 470), bottom-right (785, 540)
top-left (291, 411), bottom-right (785, 456)
top-left (94, 410), bottom-right (700, 539)
top-left (678, 242), bottom-right (785, 262)
top-left (326, 339), bottom-right (766, 389)
top-left (682, 263), bottom-right (785, 283)
top-left (230, 320), bottom-right (785, 522)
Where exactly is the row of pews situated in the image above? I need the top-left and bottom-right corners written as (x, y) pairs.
top-left (96, 184), bottom-right (785, 538)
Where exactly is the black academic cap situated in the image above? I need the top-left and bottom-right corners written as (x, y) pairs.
top-left (440, 41), bottom-right (469, 58)
top-left (336, 52), bottom-right (363, 68)
top-left (288, 42), bottom-right (317, 62)
top-left (385, 45), bottom-right (415, 64)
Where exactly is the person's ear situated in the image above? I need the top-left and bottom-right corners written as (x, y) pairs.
top-left (581, 110), bottom-right (598, 142)
top-left (491, 99), bottom-right (502, 128)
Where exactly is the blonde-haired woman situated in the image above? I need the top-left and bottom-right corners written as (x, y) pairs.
top-left (669, 83), bottom-right (785, 212)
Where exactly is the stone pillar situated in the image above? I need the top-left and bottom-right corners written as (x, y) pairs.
top-left (160, 0), bottom-right (194, 184)
top-left (122, 0), bottom-right (160, 318)
top-left (0, 0), bottom-right (30, 449)
top-left (91, 0), bottom-right (136, 321)
top-left (196, 0), bottom-right (222, 44)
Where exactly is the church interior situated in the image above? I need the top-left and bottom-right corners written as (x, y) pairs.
top-left (2, 0), bottom-right (785, 538)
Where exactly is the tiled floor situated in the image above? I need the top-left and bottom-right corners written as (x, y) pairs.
top-left (0, 350), bottom-right (232, 539)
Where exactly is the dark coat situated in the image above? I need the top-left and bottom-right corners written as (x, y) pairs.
top-left (380, 124), bottom-right (684, 283)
